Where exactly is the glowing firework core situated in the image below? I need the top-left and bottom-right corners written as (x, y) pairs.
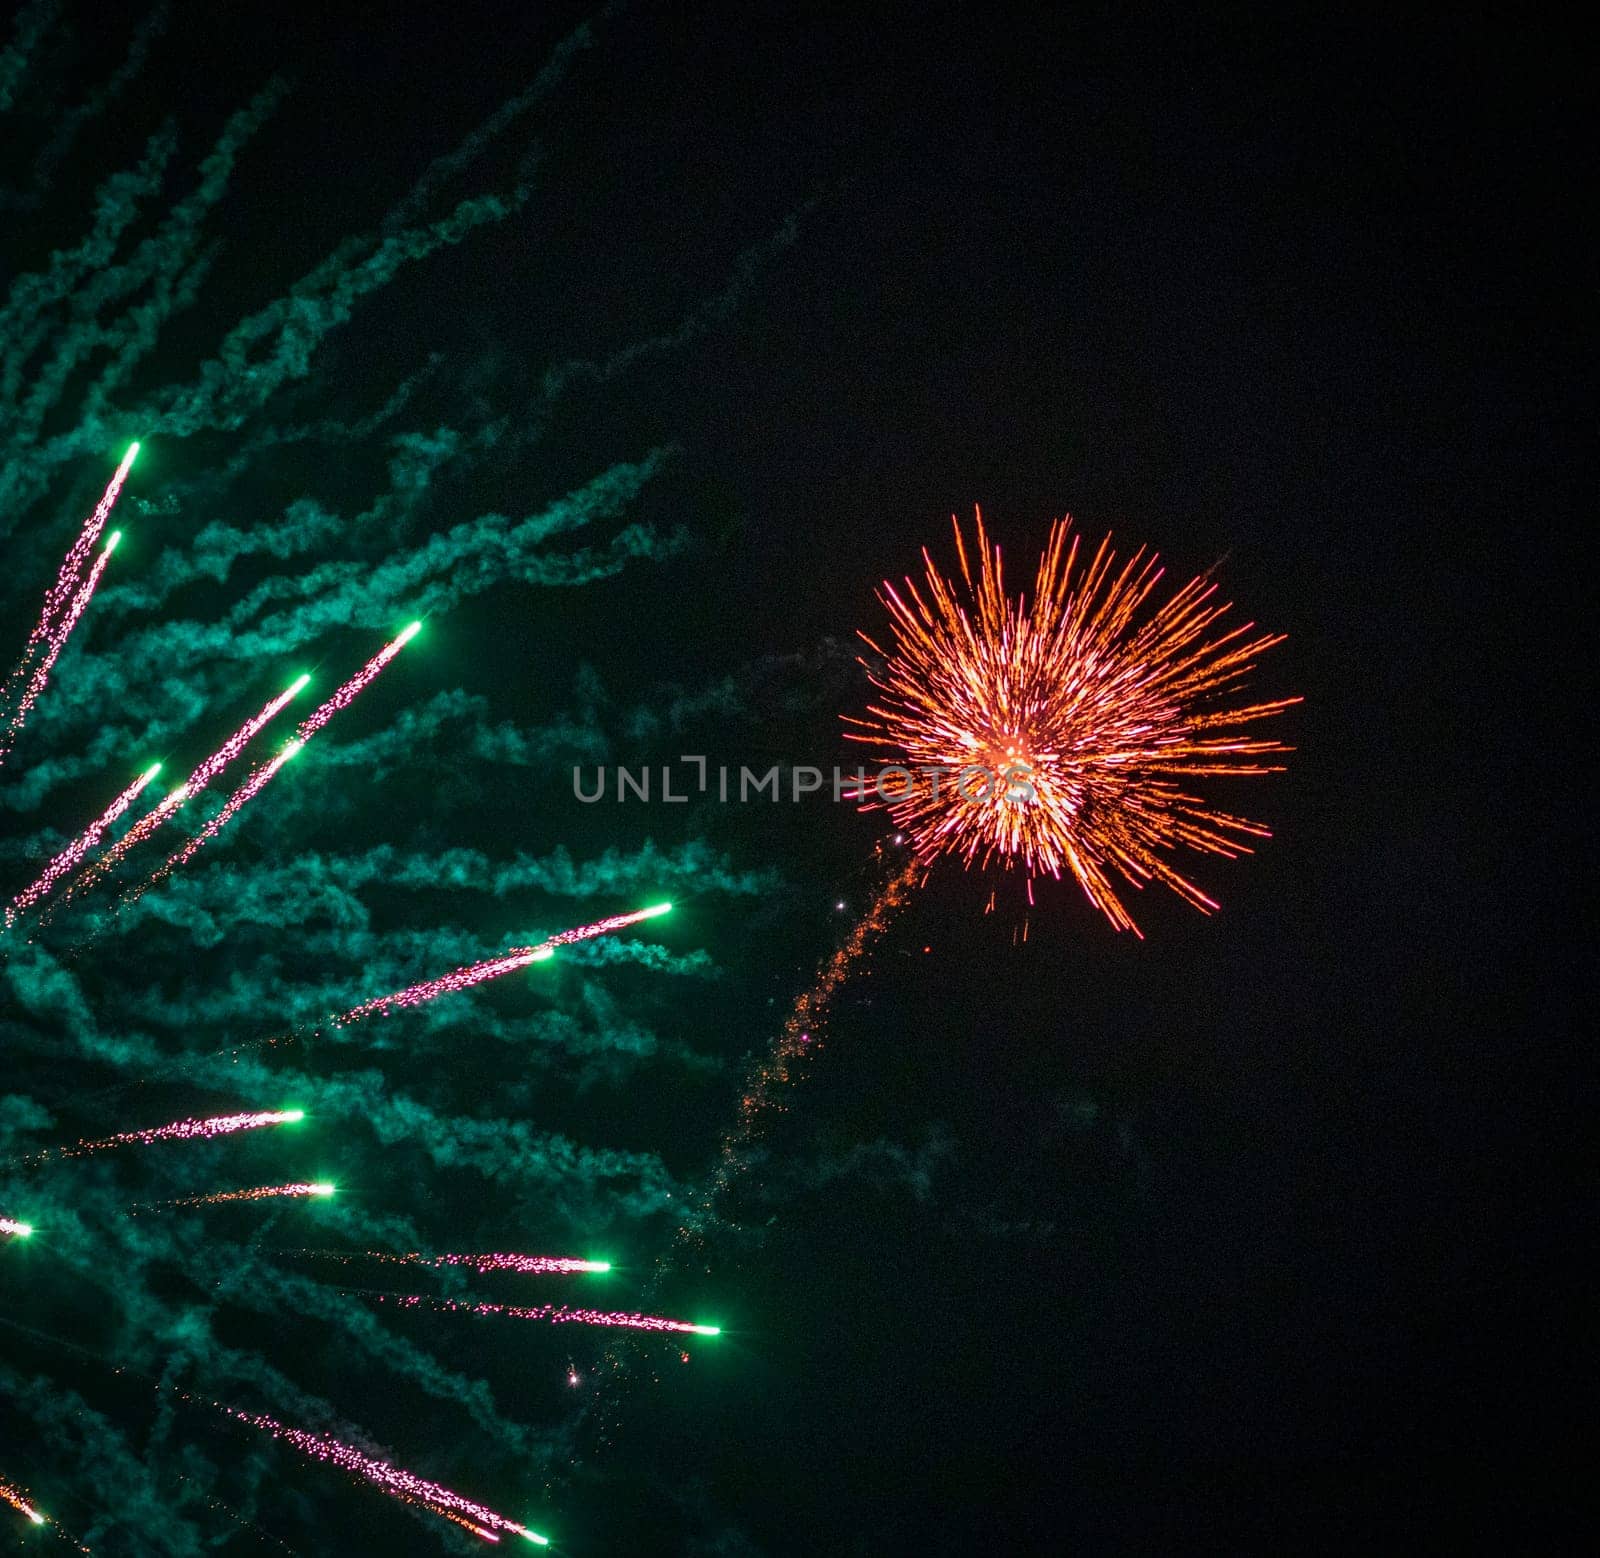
top-left (846, 511), bottom-right (1296, 933)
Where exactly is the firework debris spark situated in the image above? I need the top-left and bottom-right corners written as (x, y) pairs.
top-left (129, 738), bottom-right (302, 903)
top-left (6, 763), bottom-right (161, 927)
top-left (1, 1217), bottom-right (35, 1239)
top-left (171, 1182), bottom-right (335, 1206)
top-left (331, 902), bottom-right (671, 1028)
top-left (361, 1292), bottom-right (720, 1335)
top-left (0, 530), bottom-right (123, 760)
top-left (299, 621), bottom-right (421, 740)
top-left (1, 1474), bottom-right (46, 1526)
top-left (213, 1403), bottom-right (548, 1544)
top-left (290, 1249), bottom-right (610, 1275)
top-left (846, 511), bottom-right (1297, 934)
top-left (673, 861), bottom-right (914, 1257)
top-left (0, 442), bottom-right (138, 763)
top-left (64, 675), bottom-right (309, 903)
top-left (61, 1108), bottom-right (304, 1158)
top-left (130, 624), bottom-right (423, 889)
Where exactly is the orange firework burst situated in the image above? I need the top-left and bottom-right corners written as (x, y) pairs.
top-left (845, 511), bottom-right (1297, 934)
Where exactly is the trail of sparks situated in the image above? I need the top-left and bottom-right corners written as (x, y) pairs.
top-left (360, 1293), bottom-right (719, 1335)
top-left (128, 739), bottom-right (301, 904)
top-left (141, 904), bottom-right (673, 1079)
top-left (0, 442), bottom-right (137, 763)
top-left (132, 624), bottom-right (422, 888)
top-left (214, 1404), bottom-right (548, 1544)
top-left (289, 1249), bottom-right (609, 1275)
top-left (61, 1108), bottom-right (304, 1158)
top-left (332, 902), bottom-right (670, 1028)
top-left (62, 676), bottom-right (309, 904)
top-left (1, 1475), bottom-right (46, 1526)
top-left (172, 1182), bottom-right (334, 1206)
top-left (845, 510), bottom-right (1297, 933)
top-left (533, 901), bottom-right (673, 952)
top-left (593, 861), bottom-right (912, 1439)
top-left (335, 946), bottom-right (553, 1026)
top-left (297, 621), bottom-right (421, 740)
top-left (1, 1217), bottom-right (34, 1239)
top-left (6, 763), bottom-right (161, 927)
top-left (0, 529), bottom-right (122, 762)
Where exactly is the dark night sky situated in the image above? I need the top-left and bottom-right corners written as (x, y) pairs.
top-left (0, 2), bottom-right (1586, 1554)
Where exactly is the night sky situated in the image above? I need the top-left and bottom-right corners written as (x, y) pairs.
top-left (0, 3), bottom-right (1584, 1554)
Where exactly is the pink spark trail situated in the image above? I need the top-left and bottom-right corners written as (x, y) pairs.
top-left (298, 621), bottom-right (421, 740)
top-left (1, 443), bottom-right (138, 759)
top-left (215, 1404), bottom-right (548, 1544)
top-left (65, 676), bottom-right (307, 902)
top-left (139, 624), bottom-right (422, 882)
top-left (528, 901), bottom-right (674, 953)
top-left (363, 1293), bottom-right (719, 1335)
top-left (0, 530), bottom-right (121, 762)
top-left (6, 762), bottom-right (161, 926)
top-left (64, 1108), bottom-right (304, 1157)
top-left (131, 739), bottom-right (301, 903)
top-left (174, 1182), bottom-right (333, 1206)
top-left (334, 902), bottom-right (671, 1027)
top-left (293, 1249), bottom-right (608, 1275)
top-left (335, 947), bottom-right (550, 1026)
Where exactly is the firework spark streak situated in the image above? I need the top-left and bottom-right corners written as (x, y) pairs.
top-left (1, 1217), bottom-right (34, 1239)
top-left (1, 1474), bottom-right (46, 1526)
top-left (171, 1182), bottom-right (334, 1206)
top-left (5, 762), bottom-right (161, 927)
top-left (678, 866), bottom-right (911, 1239)
top-left (845, 511), bottom-right (1297, 934)
top-left (361, 1293), bottom-right (720, 1334)
top-left (130, 739), bottom-right (302, 903)
top-left (0, 442), bottom-right (138, 762)
top-left (62, 1108), bottom-right (304, 1158)
top-left (133, 624), bottom-right (423, 887)
top-left (592, 861), bottom-right (912, 1438)
top-left (300, 621), bottom-right (422, 742)
top-left (530, 901), bottom-right (673, 952)
top-left (289, 1249), bottom-right (610, 1275)
top-left (334, 947), bottom-right (553, 1026)
top-left (0, 529), bottom-right (121, 762)
top-left (215, 1404), bottom-right (548, 1544)
top-left (332, 902), bottom-right (670, 1028)
top-left (63, 675), bottom-right (309, 903)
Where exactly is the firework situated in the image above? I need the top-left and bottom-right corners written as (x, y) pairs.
top-left (1, 1474), bottom-right (47, 1526)
top-left (217, 1404), bottom-right (548, 1544)
top-left (534, 901), bottom-right (672, 951)
top-left (334, 947), bottom-right (553, 1027)
top-left (363, 1293), bottom-right (719, 1335)
top-left (332, 902), bottom-right (670, 1028)
top-left (173, 1182), bottom-right (334, 1206)
top-left (651, 861), bottom-right (914, 1285)
top-left (64, 1108), bottom-right (304, 1157)
top-left (290, 1249), bottom-right (610, 1275)
top-left (299, 621), bottom-right (421, 741)
top-left (1, 1217), bottom-right (35, 1239)
top-left (131, 739), bottom-right (302, 901)
top-left (0, 442), bottom-right (138, 761)
top-left (6, 762), bottom-right (161, 926)
top-left (845, 511), bottom-right (1296, 934)
top-left (138, 624), bottom-right (423, 884)
top-left (64, 675), bottom-right (309, 902)
top-left (0, 530), bottom-right (122, 762)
